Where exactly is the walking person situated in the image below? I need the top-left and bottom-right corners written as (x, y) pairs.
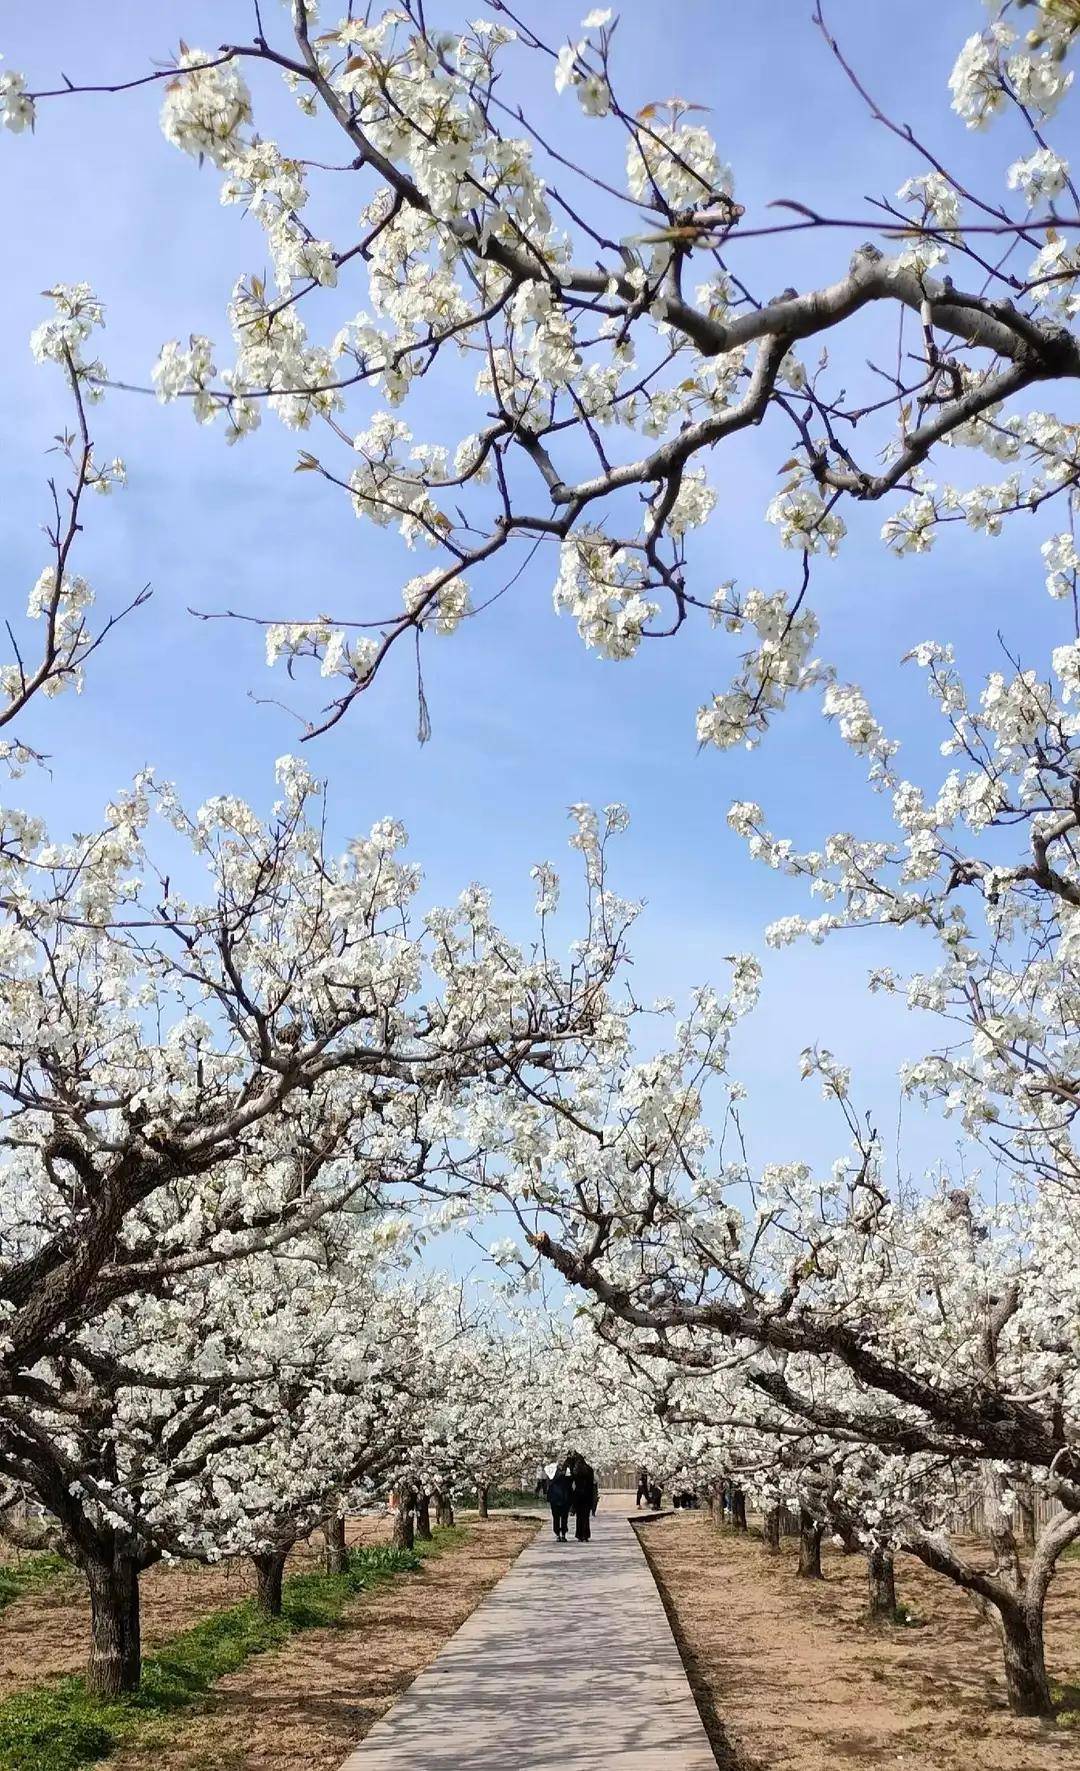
top-left (547, 1460), bottom-right (570, 1542)
top-left (570, 1453), bottom-right (598, 1543)
top-left (635, 1466), bottom-right (650, 1508)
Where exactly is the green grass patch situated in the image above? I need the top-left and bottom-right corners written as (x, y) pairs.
top-left (0, 1538), bottom-right (446, 1771)
top-left (486, 1488), bottom-right (540, 1511)
top-left (0, 1554), bottom-right (72, 1615)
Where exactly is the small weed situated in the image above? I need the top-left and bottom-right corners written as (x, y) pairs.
top-left (1052, 1679), bottom-right (1080, 1727)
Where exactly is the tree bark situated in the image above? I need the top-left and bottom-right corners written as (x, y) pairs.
top-left (415, 1493), bottom-right (432, 1541)
top-left (867, 1544), bottom-right (897, 1621)
top-left (392, 1494), bottom-right (415, 1551)
top-left (797, 1508), bottom-right (824, 1579)
top-left (435, 1492), bottom-right (454, 1528)
top-left (731, 1488), bottom-right (747, 1531)
top-left (477, 1484), bottom-right (489, 1519)
top-left (978, 1467), bottom-right (1055, 1713)
top-left (1016, 1480), bottom-right (1038, 1549)
top-left (763, 1505), bottom-right (781, 1552)
top-left (998, 1598), bottom-right (1054, 1717)
top-left (85, 1552), bottom-right (141, 1696)
top-left (252, 1549), bottom-right (288, 1617)
top-left (901, 1505), bottom-right (1080, 1719)
top-left (323, 1511), bottom-right (347, 1576)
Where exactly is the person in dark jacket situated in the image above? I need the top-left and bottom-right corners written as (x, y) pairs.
top-left (570, 1454), bottom-right (599, 1542)
top-left (547, 1463), bottom-right (571, 1541)
top-left (635, 1466), bottom-right (650, 1507)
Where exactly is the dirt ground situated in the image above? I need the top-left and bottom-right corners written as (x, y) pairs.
top-left (104, 1516), bottom-right (535, 1771)
top-left (0, 1514), bottom-right (393, 1696)
top-left (638, 1514), bottom-right (1080, 1771)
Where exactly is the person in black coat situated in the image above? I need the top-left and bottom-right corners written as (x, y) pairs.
top-left (547, 1464), bottom-right (571, 1541)
top-left (570, 1454), bottom-right (598, 1542)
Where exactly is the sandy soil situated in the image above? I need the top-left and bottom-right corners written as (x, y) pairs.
top-left (0, 1514), bottom-right (393, 1696)
top-left (104, 1516), bottom-right (535, 1771)
top-left (638, 1514), bottom-right (1080, 1771)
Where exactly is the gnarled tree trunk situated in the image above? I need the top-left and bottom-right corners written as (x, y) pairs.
top-left (903, 1499), bottom-right (1080, 1718)
top-left (797, 1508), bottom-right (823, 1579)
top-left (731, 1488), bottom-right (747, 1531)
top-left (981, 1467), bottom-right (1053, 1714)
top-left (251, 1549), bottom-right (288, 1617)
top-left (85, 1552), bottom-right (141, 1696)
top-left (393, 1492), bottom-right (415, 1551)
top-left (415, 1493), bottom-right (432, 1541)
top-left (435, 1492), bottom-right (454, 1528)
top-left (477, 1484), bottom-right (489, 1519)
top-left (867, 1544), bottom-right (897, 1620)
top-left (763, 1505), bottom-right (781, 1552)
top-left (997, 1597), bottom-right (1053, 1717)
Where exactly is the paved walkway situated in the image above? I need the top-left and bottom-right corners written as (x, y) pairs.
top-left (339, 1492), bottom-right (717, 1771)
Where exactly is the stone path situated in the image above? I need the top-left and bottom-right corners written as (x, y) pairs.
top-left (339, 1492), bottom-right (717, 1771)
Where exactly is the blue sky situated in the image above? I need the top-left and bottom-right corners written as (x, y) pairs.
top-left (0, 0), bottom-right (1063, 1192)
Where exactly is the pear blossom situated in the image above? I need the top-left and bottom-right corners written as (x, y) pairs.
top-left (1007, 147), bottom-right (1069, 205)
top-left (0, 62), bottom-right (33, 132)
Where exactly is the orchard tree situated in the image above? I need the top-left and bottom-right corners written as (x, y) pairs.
top-left (4, 3), bottom-right (1080, 741)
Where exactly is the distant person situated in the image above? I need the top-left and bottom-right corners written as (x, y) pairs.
top-left (635, 1467), bottom-right (650, 1507)
top-left (547, 1461), bottom-right (570, 1542)
top-left (648, 1481), bottom-right (661, 1510)
top-left (571, 1453), bottom-right (599, 1542)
